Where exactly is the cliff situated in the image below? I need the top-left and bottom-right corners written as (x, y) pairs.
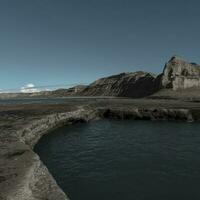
top-left (77, 56), bottom-right (200, 97)
top-left (161, 56), bottom-right (200, 90)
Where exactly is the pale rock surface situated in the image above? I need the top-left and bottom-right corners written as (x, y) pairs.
top-left (161, 56), bottom-right (200, 90)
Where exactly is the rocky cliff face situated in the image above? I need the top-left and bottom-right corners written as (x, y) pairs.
top-left (79, 71), bottom-right (159, 98)
top-left (79, 56), bottom-right (200, 97)
top-left (161, 56), bottom-right (200, 90)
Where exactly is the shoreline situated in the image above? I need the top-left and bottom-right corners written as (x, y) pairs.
top-left (0, 99), bottom-right (200, 199)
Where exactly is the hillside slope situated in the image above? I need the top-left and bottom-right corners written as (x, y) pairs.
top-left (78, 71), bottom-right (160, 98)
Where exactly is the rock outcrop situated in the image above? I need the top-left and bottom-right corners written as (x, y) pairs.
top-left (161, 56), bottom-right (200, 90)
top-left (77, 56), bottom-right (200, 97)
top-left (79, 71), bottom-right (159, 98)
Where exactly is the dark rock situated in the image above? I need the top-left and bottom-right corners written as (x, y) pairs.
top-left (79, 71), bottom-right (159, 98)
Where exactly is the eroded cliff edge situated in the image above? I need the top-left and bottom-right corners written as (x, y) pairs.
top-left (0, 104), bottom-right (101, 200)
top-left (1, 99), bottom-right (200, 200)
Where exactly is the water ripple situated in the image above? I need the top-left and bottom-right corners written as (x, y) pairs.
top-left (35, 120), bottom-right (200, 200)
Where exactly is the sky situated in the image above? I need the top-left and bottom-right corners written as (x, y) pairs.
top-left (0, 0), bottom-right (200, 91)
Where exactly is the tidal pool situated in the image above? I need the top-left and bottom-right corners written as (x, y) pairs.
top-left (35, 120), bottom-right (200, 200)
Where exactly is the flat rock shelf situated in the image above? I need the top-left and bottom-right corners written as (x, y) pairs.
top-left (1, 98), bottom-right (200, 200)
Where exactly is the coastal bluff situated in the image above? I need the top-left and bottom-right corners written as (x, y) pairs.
top-left (78, 71), bottom-right (158, 98)
top-left (77, 56), bottom-right (200, 98)
top-left (161, 56), bottom-right (200, 90)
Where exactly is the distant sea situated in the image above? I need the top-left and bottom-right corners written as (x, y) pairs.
top-left (0, 98), bottom-right (69, 105)
top-left (0, 96), bottom-right (123, 105)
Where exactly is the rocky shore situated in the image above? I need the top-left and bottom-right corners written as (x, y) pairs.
top-left (1, 98), bottom-right (200, 200)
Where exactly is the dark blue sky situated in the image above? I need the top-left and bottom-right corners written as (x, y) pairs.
top-left (0, 0), bottom-right (200, 90)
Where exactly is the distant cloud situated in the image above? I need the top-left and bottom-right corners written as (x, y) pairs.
top-left (21, 83), bottom-right (40, 93)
